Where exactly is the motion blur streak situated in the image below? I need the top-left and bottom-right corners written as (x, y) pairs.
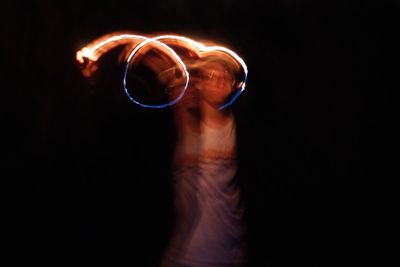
top-left (76, 32), bottom-right (248, 109)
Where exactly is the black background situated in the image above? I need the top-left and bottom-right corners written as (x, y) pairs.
top-left (1, 0), bottom-right (396, 266)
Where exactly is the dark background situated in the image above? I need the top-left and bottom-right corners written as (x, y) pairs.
top-left (1, 0), bottom-right (396, 266)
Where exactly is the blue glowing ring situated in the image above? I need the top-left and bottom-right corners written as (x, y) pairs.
top-left (122, 38), bottom-right (189, 108)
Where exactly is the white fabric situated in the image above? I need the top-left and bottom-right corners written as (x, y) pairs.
top-left (161, 119), bottom-right (244, 267)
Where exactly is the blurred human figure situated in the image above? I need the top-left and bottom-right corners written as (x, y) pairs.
top-left (74, 33), bottom-right (246, 266)
top-left (160, 57), bottom-right (245, 267)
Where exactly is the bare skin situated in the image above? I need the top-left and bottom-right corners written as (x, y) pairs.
top-left (167, 61), bottom-right (237, 164)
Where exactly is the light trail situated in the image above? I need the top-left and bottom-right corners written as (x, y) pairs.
top-left (76, 33), bottom-right (248, 109)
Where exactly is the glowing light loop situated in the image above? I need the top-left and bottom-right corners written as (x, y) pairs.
top-left (76, 33), bottom-right (248, 109)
